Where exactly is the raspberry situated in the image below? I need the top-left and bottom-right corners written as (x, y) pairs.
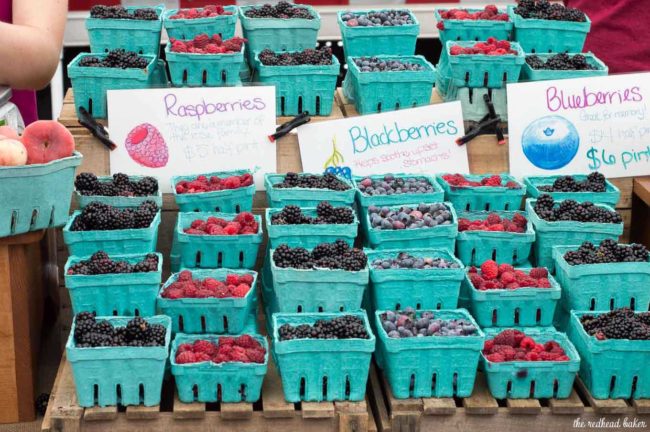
top-left (225, 274), bottom-right (240, 286)
top-left (469, 273), bottom-right (485, 288)
top-left (486, 353), bottom-right (505, 362)
top-left (529, 267), bottom-right (548, 279)
top-left (234, 212), bottom-right (256, 226)
top-left (219, 337), bottom-right (235, 346)
top-left (246, 347), bottom-right (266, 363)
top-left (176, 343), bottom-right (193, 354)
top-left (525, 352), bottom-right (540, 361)
top-left (486, 213), bottom-right (501, 225)
top-left (206, 224), bottom-right (225, 235)
top-left (536, 278), bottom-right (552, 288)
top-left (500, 272), bottom-right (515, 284)
top-left (493, 329), bottom-right (522, 347)
top-left (176, 351), bottom-right (197, 364)
top-left (514, 270), bottom-right (528, 280)
top-left (223, 223), bottom-right (240, 235)
top-left (533, 343), bottom-right (546, 353)
top-left (468, 266), bottom-right (478, 274)
top-left (493, 345), bottom-right (516, 360)
top-left (484, 175), bottom-right (502, 186)
top-left (193, 340), bottom-right (216, 355)
top-left (202, 278), bottom-right (221, 290)
top-left (178, 270), bottom-right (193, 281)
top-left (556, 355), bottom-right (570, 361)
top-left (544, 341), bottom-right (561, 351)
top-left (458, 218), bottom-right (471, 232)
top-left (520, 337), bottom-right (536, 350)
top-left (214, 286), bottom-right (230, 298)
top-left (487, 224), bottom-right (505, 231)
top-left (480, 260), bottom-right (499, 280)
top-left (512, 213), bottom-right (528, 228)
top-left (164, 288), bottom-right (184, 299)
top-left (450, 45), bottom-right (464, 56)
top-left (194, 352), bottom-right (211, 362)
top-left (235, 334), bottom-right (257, 349)
top-left (515, 350), bottom-right (527, 360)
top-left (196, 289), bottom-right (214, 298)
top-left (194, 33), bottom-right (210, 48)
top-left (520, 276), bottom-right (538, 287)
top-left (231, 284), bottom-right (249, 297)
top-left (505, 282), bottom-right (520, 289)
top-left (238, 273), bottom-right (254, 286)
top-left (483, 339), bottom-right (495, 352)
top-left (223, 176), bottom-right (241, 189)
top-left (498, 264), bottom-right (514, 275)
top-left (482, 280), bottom-right (499, 290)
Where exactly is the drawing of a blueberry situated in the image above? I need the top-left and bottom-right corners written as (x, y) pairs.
top-left (521, 115), bottom-right (579, 170)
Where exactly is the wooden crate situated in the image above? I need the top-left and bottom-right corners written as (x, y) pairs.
top-left (367, 364), bottom-right (650, 432)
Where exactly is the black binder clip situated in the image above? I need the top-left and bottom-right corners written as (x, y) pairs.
top-left (455, 93), bottom-right (504, 146)
top-left (77, 107), bottom-right (117, 150)
top-left (268, 111), bottom-right (311, 142)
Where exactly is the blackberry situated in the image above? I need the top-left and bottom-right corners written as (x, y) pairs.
top-left (533, 194), bottom-right (621, 224)
top-left (147, 324), bottom-right (167, 345)
top-left (331, 206), bottom-right (354, 224)
top-left (282, 205), bottom-right (304, 224)
top-left (132, 176), bottom-right (158, 196)
top-left (126, 317), bottom-right (149, 341)
top-left (278, 315), bottom-right (369, 341)
top-left (74, 172), bottom-right (100, 194)
top-left (244, 1), bottom-right (314, 19)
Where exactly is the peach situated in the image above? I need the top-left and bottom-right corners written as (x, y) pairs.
top-left (0, 139), bottom-right (28, 166)
top-left (22, 120), bottom-right (75, 164)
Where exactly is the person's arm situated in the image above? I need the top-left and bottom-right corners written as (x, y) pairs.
top-left (0, 0), bottom-right (67, 90)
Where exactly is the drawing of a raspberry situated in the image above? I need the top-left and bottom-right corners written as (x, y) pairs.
top-left (124, 123), bottom-right (169, 168)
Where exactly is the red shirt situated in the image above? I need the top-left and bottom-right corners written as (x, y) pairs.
top-left (565, 0), bottom-right (650, 73)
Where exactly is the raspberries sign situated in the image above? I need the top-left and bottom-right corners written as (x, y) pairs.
top-left (437, 5), bottom-right (508, 30)
top-left (184, 212), bottom-right (259, 236)
top-left (441, 173), bottom-right (521, 189)
top-left (468, 260), bottom-right (552, 290)
top-left (170, 34), bottom-right (246, 54)
top-left (175, 173), bottom-right (253, 194)
top-left (175, 335), bottom-right (266, 364)
top-left (162, 270), bottom-right (254, 299)
top-left (483, 329), bottom-right (569, 362)
top-left (449, 38), bottom-right (518, 56)
top-left (458, 212), bottom-right (528, 233)
top-left (170, 5), bottom-right (233, 20)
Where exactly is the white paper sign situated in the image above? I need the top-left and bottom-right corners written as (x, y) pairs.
top-left (107, 87), bottom-right (277, 192)
top-left (297, 102), bottom-right (468, 177)
top-left (508, 73), bottom-right (650, 178)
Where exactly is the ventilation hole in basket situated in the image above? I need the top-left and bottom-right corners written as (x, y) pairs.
top-left (88, 98), bottom-right (94, 116)
top-left (49, 206), bottom-right (56, 227)
top-left (192, 384), bottom-right (199, 401)
top-left (485, 202), bottom-right (491, 211)
top-left (215, 206), bottom-right (221, 212)
top-left (468, 89), bottom-right (474, 104)
top-left (297, 305), bottom-right (303, 313)
top-left (590, 298), bottom-right (596, 310)
top-left (223, 316), bottom-right (228, 332)
top-left (512, 250), bottom-right (518, 263)
top-left (318, 306), bottom-right (323, 313)
top-left (240, 384), bottom-right (247, 401)
top-left (609, 376), bottom-right (617, 397)
top-left (299, 378), bottom-right (306, 398)
top-left (610, 298), bottom-right (615, 310)
top-left (502, 72), bottom-right (508, 83)
top-left (183, 70), bottom-right (188, 84)
top-left (536, 308), bottom-right (542, 324)
top-left (436, 302), bottom-right (442, 310)
top-left (416, 303), bottom-right (421, 310)
top-left (632, 376), bottom-right (639, 398)
top-left (491, 249), bottom-right (497, 261)
top-left (630, 298), bottom-right (636, 309)
top-left (94, 384), bottom-right (99, 403)
top-left (345, 376), bottom-right (351, 399)
top-left (217, 384), bottom-right (222, 402)
top-left (453, 373), bottom-right (459, 396)
top-left (464, 71), bottom-right (470, 85)
top-left (297, 96), bottom-right (303, 114)
top-left (196, 251), bottom-right (202, 266)
top-left (492, 309), bottom-right (498, 325)
top-left (465, 203), bottom-right (470, 211)
top-left (506, 381), bottom-right (512, 396)
top-left (377, 102), bottom-right (382, 113)
top-left (134, 309), bottom-right (140, 317)
top-left (529, 381), bottom-right (536, 398)
top-left (200, 316), bottom-right (206, 332)
top-left (409, 374), bottom-right (415, 397)
top-left (514, 308), bottom-right (520, 324)
top-left (315, 96), bottom-right (321, 115)
top-left (339, 306), bottom-right (344, 312)
top-left (235, 204), bottom-right (241, 213)
top-left (115, 383), bottom-right (122, 404)
top-left (322, 376), bottom-right (328, 399)
top-left (280, 97), bottom-right (286, 116)
top-left (112, 310), bottom-right (118, 316)
top-left (201, 70), bottom-right (208, 85)
top-left (431, 373), bottom-right (437, 392)
top-left (139, 383), bottom-right (145, 403)
top-left (470, 248), bottom-right (476, 264)
top-left (218, 252), bottom-right (223, 266)
top-left (553, 379), bottom-right (559, 398)
top-left (29, 209), bottom-right (39, 229)
top-left (483, 72), bottom-right (489, 87)
top-left (488, 88), bottom-right (493, 100)
top-left (138, 49), bottom-right (143, 55)
top-left (396, 303), bottom-right (401, 310)
top-left (179, 315), bottom-right (184, 332)
top-left (395, 102), bottom-right (400, 111)
top-left (221, 70), bottom-right (227, 84)
top-left (239, 251), bottom-right (244, 266)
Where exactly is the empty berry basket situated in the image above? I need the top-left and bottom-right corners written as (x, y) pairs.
top-left (65, 253), bottom-right (163, 317)
top-left (269, 249), bottom-right (369, 313)
top-left (354, 173), bottom-right (444, 214)
top-left (523, 174), bottom-right (620, 207)
top-left (456, 211), bottom-right (535, 266)
top-left (375, 309), bottom-right (484, 398)
top-left (0, 152), bottom-right (82, 238)
top-left (172, 170), bottom-right (255, 213)
top-left (166, 44), bottom-right (244, 87)
top-left (338, 10), bottom-right (419, 58)
top-left (239, 5), bottom-right (320, 65)
top-left (163, 6), bottom-right (238, 40)
top-left (443, 40), bottom-right (524, 88)
top-left (526, 199), bottom-right (623, 271)
top-left (173, 212), bottom-right (263, 270)
top-left (435, 8), bottom-right (512, 44)
top-left (522, 52), bottom-right (608, 81)
top-left (157, 269), bottom-right (258, 334)
top-left (508, 5), bottom-right (591, 53)
top-left (367, 248), bottom-right (465, 311)
top-left (568, 311), bottom-right (650, 399)
top-left (272, 312), bottom-right (375, 402)
top-left (265, 173), bottom-right (356, 208)
top-left (461, 269), bottom-right (561, 327)
top-left (343, 55), bottom-right (435, 115)
top-left (265, 207), bottom-right (358, 249)
top-left (437, 173), bottom-right (526, 211)
top-left (75, 175), bottom-right (163, 209)
top-left (86, 5), bottom-right (164, 55)
top-left (171, 333), bottom-right (268, 403)
top-left (68, 53), bottom-right (158, 118)
top-left (255, 53), bottom-right (340, 116)
top-left (62, 210), bottom-right (161, 257)
top-left (66, 315), bottom-right (171, 407)
top-left (481, 327), bottom-right (580, 399)
top-left (553, 246), bottom-right (650, 313)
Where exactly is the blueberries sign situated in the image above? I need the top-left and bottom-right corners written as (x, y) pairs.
top-left (508, 72), bottom-right (650, 178)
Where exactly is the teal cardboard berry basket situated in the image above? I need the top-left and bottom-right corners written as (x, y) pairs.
top-left (166, 44), bottom-right (244, 87)
top-left (269, 249), bottom-right (369, 313)
top-left (172, 169), bottom-right (255, 213)
top-left (343, 55), bottom-right (435, 115)
top-left (239, 5), bottom-right (320, 65)
top-left (62, 210), bottom-right (161, 257)
top-left (163, 6), bottom-right (238, 40)
top-left (522, 52), bottom-right (608, 82)
top-left (65, 252), bottom-right (163, 317)
top-left (338, 10), bottom-right (419, 58)
top-left (265, 207), bottom-right (358, 249)
top-left (455, 210), bottom-right (535, 266)
top-left (362, 202), bottom-right (458, 251)
top-left (173, 212), bottom-right (263, 270)
top-left (272, 311), bottom-right (375, 402)
top-left (367, 248), bottom-right (465, 311)
top-left (481, 327), bottom-right (580, 399)
top-left (255, 53), bottom-right (340, 116)
top-left (170, 333), bottom-right (268, 403)
top-left (157, 268), bottom-right (258, 334)
top-left (74, 175), bottom-right (163, 209)
top-left (568, 311), bottom-right (650, 399)
top-left (525, 199), bottom-right (623, 271)
top-left (375, 309), bottom-right (484, 398)
top-left (523, 174), bottom-right (620, 207)
top-left (434, 8), bottom-right (513, 44)
top-left (443, 40), bottom-right (525, 89)
top-left (353, 173), bottom-right (444, 215)
top-left (86, 5), bottom-right (164, 55)
top-left (0, 152), bottom-right (82, 238)
top-left (265, 173), bottom-right (356, 208)
top-left (553, 245), bottom-right (650, 312)
top-left (68, 53), bottom-right (159, 119)
top-left (66, 315), bottom-right (171, 407)
top-left (508, 5), bottom-right (591, 53)
top-left (437, 173), bottom-right (526, 211)
top-left (460, 269), bottom-right (561, 327)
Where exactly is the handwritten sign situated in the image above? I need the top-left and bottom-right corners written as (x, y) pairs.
top-left (107, 87), bottom-right (277, 192)
top-left (508, 73), bottom-right (650, 178)
top-left (297, 102), bottom-right (468, 178)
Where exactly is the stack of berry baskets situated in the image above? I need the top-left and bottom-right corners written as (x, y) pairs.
top-left (437, 173), bottom-right (526, 211)
top-left (265, 172), bottom-right (356, 208)
top-left (523, 172), bottom-right (620, 207)
top-left (567, 310), bottom-right (650, 399)
top-left (480, 327), bottom-right (580, 399)
top-left (337, 9), bottom-right (420, 58)
top-left (362, 202), bottom-right (458, 251)
top-left (455, 210), bottom-right (535, 266)
top-left (461, 261), bottom-right (561, 327)
top-left (366, 248), bottom-right (465, 311)
top-left (172, 170), bottom-right (255, 213)
top-left (74, 173), bottom-right (163, 209)
top-left (272, 312), bottom-right (375, 402)
top-left (434, 5), bottom-right (513, 44)
top-left (157, 269), bottom-right (258, 334)
top-left (255, 47), bottom-right (340, 116)
top-left (170, 211), bottom-right (263, 271)
top-left (374, 309), bottom-right (484, 398)
top-left (162, 5), bottom-right (238, 41)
